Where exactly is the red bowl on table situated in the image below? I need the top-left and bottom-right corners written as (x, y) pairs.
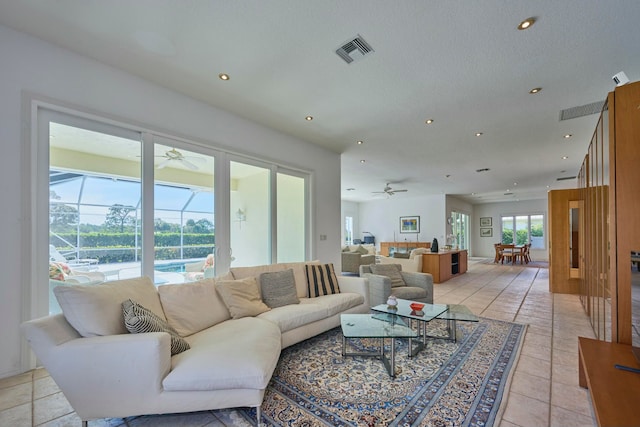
top-left (409, 302), bottom-right (425, 311)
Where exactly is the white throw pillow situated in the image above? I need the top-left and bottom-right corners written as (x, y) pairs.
top-left (158, 278), bottom-right (231, 337)
top-left (53, 276), bottom-right (164, 337)
top-left (215, 276), bottom-right (271, 319)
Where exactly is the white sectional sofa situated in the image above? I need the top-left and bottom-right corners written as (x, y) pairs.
top-left (22, 261), bottom-right (369, 426)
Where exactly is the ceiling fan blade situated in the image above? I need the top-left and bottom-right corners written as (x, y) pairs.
top-left (157, 158), bottom-right (171, 169)
top-left (180, 159), bottom-right (199, 170)
top-left (393, 189), bottom-right (408, 193)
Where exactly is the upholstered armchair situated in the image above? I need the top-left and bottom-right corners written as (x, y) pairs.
top-left (360, 263), bottom-right (433, 307)
top-left (341, 251), bottom-right (376, 274)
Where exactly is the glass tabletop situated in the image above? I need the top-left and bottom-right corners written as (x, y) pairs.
top-left (371, 299), bottom-right (448, 321)
top-left (436, 304), bottom-right (479, 322)
top-left (340, 314), bottom-right (418, 339)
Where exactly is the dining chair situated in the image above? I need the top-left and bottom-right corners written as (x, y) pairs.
top-left (493, 243), bottom-right (503, 263)
top-left (523, 243), bottom-right (532, 264)
top-left (500, 244), bottom-right (516, 264)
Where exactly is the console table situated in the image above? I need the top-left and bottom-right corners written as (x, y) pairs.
top-left (421, 250), bottom-right (468, 283)
top-left (379, 241), bottom-right (430, 257)
top-left (578, 337), bottom-right (640, 426)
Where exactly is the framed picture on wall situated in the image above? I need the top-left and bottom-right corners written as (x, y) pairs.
top-left (480, 228), bottom-right (493, 237)
top-left (400, 216), bottom-right (420, 233)
top-left (480, 217), bottom-right (492, 227)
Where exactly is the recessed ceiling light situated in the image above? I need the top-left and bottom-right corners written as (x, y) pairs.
top-left (562, 156), bottom-right (568, 160)
top-left (513, 182), bottom-right (518, 186)
top-left (357, 140), bottom-right (364, 145)
top-left (360, 160), bottom-right (366, 164)
top-left (305, 116), bottom-right (313, 121)
top-left (529, 87), bottom-right (541, 94)
top-left (475, 132), bottom-right (483, 137)
top-left (218, 73), bottom-right (230, 80)
top-left (425, 119), bottom-right (434, 124)
top-left (564, 134), bottom-right (572, 139)
top-left (518, 17), bottom-right (536, 30)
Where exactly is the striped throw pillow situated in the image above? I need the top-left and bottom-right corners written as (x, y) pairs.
top-left (305, 263), bottom-right (340, 297)
top-left (122, 299), bottom-right (190, 355)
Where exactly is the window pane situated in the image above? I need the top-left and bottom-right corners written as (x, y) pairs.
top-left (277, 173), bottom-right (305, 262)
top-left (49, 121), bottom-right (142, 314)
top-left (515, 216), bottom-right (528, 245)
top-left (501, 216), bottom-right (514, 244)
top-left (530, 214), bottom-right (544, 249)
top-left (230, 161), bottom-right (270, 266)
top-left (154, 143), bottom-right (215, 283)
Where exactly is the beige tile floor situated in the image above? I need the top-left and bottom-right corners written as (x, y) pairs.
top-left (0, 260), bottom-right (596, 426)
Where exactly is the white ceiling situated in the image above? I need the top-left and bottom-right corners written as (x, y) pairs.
top-left (1, 0), bottom-right (638, 204)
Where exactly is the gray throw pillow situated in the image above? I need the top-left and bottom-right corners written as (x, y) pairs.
top-left (259, 269), bottom-right (300, 308)
top-left (393, 252), bottom-right (410, 259)
top-left (122, 299), bottom-right (190, 355)
top-left (369, 264), bottom-right (406, 288)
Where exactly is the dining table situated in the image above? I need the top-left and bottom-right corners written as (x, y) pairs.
top-left (499, 244), bottom-right (526, 264)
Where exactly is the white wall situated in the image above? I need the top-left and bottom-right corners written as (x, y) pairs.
top-left (358, 194), bottom-right (447, 252)
top-left (0, 24), bottom-right (342, 379)
top-left (472, 199), bottom-right (548, 260)
top-left (354, 195), bottom-right (547, 260)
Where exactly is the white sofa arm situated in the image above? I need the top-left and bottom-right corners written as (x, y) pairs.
top-left (22, 314), bottom-right (172, 420)
top-left (338, 276), bottom-right (370, 307)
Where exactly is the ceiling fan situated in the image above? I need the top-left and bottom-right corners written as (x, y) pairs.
top-left (372, 183), bottom-right (408, 196)
top-left (156, 148), bottom-right (205, 170)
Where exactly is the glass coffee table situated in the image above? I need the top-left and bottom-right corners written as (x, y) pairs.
top-left (371, 299), bottom-right (449, 357)
top-left (432, 303), bottom-right (479, 342)
top-left (340, 313), bottom-right (418, 378)
top-left (371, 300), bottom-right (480, 354)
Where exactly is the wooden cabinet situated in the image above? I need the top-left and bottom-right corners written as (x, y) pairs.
top-left (379, 241), bottom-right (430, 257)
top-left (421, 250), bottom-right (467, 283)
top-left (578, 337), bottom-right (640, 426)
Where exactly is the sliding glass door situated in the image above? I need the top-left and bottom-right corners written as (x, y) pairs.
top-left (41, 107), bottom-right (309, 314)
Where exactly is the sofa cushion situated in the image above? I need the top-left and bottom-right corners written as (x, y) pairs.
top-left (305, 263), bottom-right (340, 297)
top-left (158, 278), bottom-right (231, 337)
top-left (355, 245), bottom-right (369, 255)
top-left (230, 264), bottom-right (286, 281)
top-left (53, 276), bottom-right (164, 337)
top-left (215, 277), bottom-right (271, 319)
top-left (259, 269), bottom-right (300, 308)
top-left (300, 293), bottom-right (365, 317)
top-left (165, 317), bottom-right (281, 391)
top-left (391, 286), bottom-right (428, 301)
top-left (410, 247), bottom-right (430, 259)
top-left (122, 299), bottom-right (190, 355)
top-left (231, 261), bottom-right (319, 298)
top-left (258, 302), bottom-right (327, 332)
top-left (369, 264), bottom-right (406, 288)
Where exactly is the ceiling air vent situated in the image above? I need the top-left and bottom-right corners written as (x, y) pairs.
top-left (336, 35), bottom-right (374, 64)
top-left (559, 100), bottom-right (606, 121)
top-left (504, 192), bottom-right (514, 196)
top-left (556, 176), bottom-right (577, 181)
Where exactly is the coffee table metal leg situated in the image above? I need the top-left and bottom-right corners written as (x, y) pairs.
top-left (447, 319), bottom-right (457, 342)
top-left (381, 337), bottom-right (396, 378)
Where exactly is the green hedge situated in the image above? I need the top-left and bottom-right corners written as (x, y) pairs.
top-left (51, 232), bottom-right (214, 263)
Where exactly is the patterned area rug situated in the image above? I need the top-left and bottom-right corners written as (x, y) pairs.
top-left (239, 317), bottom-right (526, 426)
